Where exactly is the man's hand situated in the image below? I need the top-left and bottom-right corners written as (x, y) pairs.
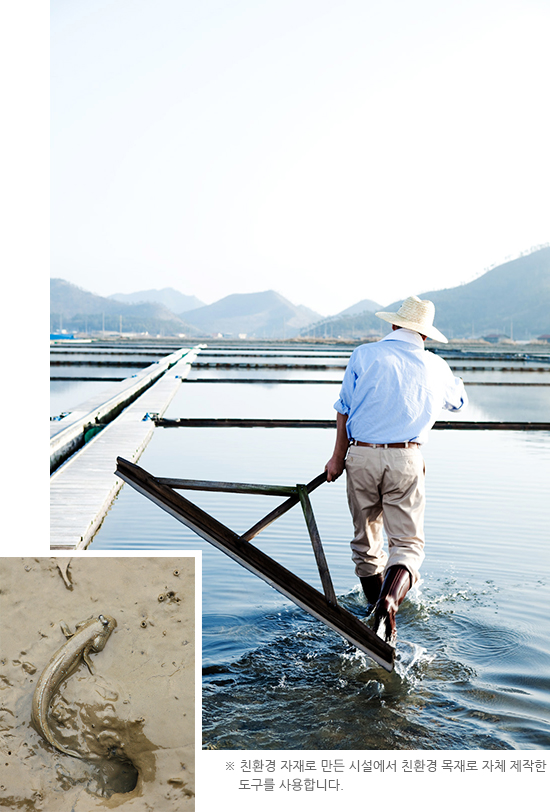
top-left (325, 455), bottom-right (345, 482)
top-left (325, 412), bottom-right (349, 482)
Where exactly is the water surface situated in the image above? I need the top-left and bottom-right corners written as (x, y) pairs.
top-left (93, 425), bottom-right (550, 751)
top-left (55, 344), bottom-right (550, 750)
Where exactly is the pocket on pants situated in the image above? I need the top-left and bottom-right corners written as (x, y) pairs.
top-left (345, 451), bottom-right (357, 465)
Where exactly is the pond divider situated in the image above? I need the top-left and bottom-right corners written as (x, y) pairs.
top-left (153, 417), bottom-right (550, 430)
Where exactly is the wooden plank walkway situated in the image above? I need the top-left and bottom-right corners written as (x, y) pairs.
top-left (50, 346), bottom-right (204, 471)
top-left (50, 349), bottom-right (202, 550)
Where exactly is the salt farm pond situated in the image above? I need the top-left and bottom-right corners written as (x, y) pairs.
top-left (51, 342), bottom-right (550, 750)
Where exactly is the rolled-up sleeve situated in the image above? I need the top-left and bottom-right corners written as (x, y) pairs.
top-left (432, 354), bottom-right (468, 412)
top-left (443, 374), bottom-right (468, 412)
top-left (334, 352), bottom-right (357, 415)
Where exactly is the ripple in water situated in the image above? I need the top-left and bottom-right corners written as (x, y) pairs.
top-left (203, 574), bottom-right (550, 750)
top-left (442, 614), bottom-right (529, 663)
top-left (202, 588), bottom-right (521, 750)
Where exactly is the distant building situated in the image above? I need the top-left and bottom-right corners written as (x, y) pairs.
top-left (537, 334), bottom-right (550, 343)
top-left (482, 333), bottom-right (509, 344)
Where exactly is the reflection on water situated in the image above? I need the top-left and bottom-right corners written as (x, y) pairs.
top-left (163, 380), bottom-right (550, 423)
top-left (53, 344), bottom-right (550, 751)
top-left (50, 379), bottom-right (116, 417)
top-left (52, 375), bottom-right (549, 422)
top-left (92, 426), bottom-right (550, 751)
top-left (201, 582), bottom-right (543, 750)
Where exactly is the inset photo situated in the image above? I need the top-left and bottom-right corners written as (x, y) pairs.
top-left (0, 556), bottom-right (195, 810)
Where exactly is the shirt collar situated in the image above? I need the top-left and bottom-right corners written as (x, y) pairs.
top-left (379, 328), bottom-right (425, 348)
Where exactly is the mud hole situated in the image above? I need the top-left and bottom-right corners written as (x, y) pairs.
top-left (0, 557), bottom-right (195, 810)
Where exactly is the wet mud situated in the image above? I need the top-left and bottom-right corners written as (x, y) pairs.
top-left (0, 557), bottom-right (195, 810)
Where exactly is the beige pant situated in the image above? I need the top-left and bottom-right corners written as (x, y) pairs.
top-left (345, 445), bottom-right (425, 584)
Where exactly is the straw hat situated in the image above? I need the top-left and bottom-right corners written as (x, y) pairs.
top-left (375, 295), bottom-right (448, 343)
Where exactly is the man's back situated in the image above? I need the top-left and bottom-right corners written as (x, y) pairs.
top-left (334, 329), bottom-right (466, 444)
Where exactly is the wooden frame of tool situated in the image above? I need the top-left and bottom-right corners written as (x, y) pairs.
top-left (115, 456), bottom-right (395, 671)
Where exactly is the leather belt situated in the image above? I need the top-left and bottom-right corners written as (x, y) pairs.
top-left (350, 440), bottom-right (420, 448)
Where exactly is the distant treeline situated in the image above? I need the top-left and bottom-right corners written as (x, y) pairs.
top-left (49, 312), bottom-right (193, 336)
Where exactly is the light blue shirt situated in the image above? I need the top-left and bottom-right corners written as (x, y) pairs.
top-left (334, 329), bottom-right (468, 444)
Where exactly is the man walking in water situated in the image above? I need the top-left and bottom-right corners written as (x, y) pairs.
top-left (325, 296), bottom-right (467, 644)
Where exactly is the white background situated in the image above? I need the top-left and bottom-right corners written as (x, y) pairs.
top-left (2, 3), bottom-right (547, 809)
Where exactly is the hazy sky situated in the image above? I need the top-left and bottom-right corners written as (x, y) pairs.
top-left (51, 0), bottom-right (550, 315)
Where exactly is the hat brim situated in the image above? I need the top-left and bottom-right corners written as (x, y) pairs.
top-left (375, 311), bottom-right (448, 343)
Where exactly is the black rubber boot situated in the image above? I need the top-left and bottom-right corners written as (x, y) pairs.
top-left (359, 573), bottom-right (383, 614)
top-left (372, 566), bottom-right (412, 644)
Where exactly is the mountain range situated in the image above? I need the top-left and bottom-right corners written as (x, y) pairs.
top-left (50, 279), bottom-right (201, 336)
top-left (50, 246), bottom-right (550, 340)
top-left (109, 287), bottom-right (204, 313)
top-left (182, 291), bottom-right (320, 338)
top-left (301, 247), bottom-right (550, 341)
top-left (407, 248), bottom-right (550, 340)
top-left (50, 280), bottom-right (321, 338)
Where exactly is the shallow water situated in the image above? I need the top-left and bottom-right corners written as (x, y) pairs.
top-left (163, 379), bottom-right (550, 422)
top-left (92, 424), bottom-right (550, 751)
top-left (55, 344), bottom-right (550, 751)
top-left (50, 378), bottom-right (117, 417)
